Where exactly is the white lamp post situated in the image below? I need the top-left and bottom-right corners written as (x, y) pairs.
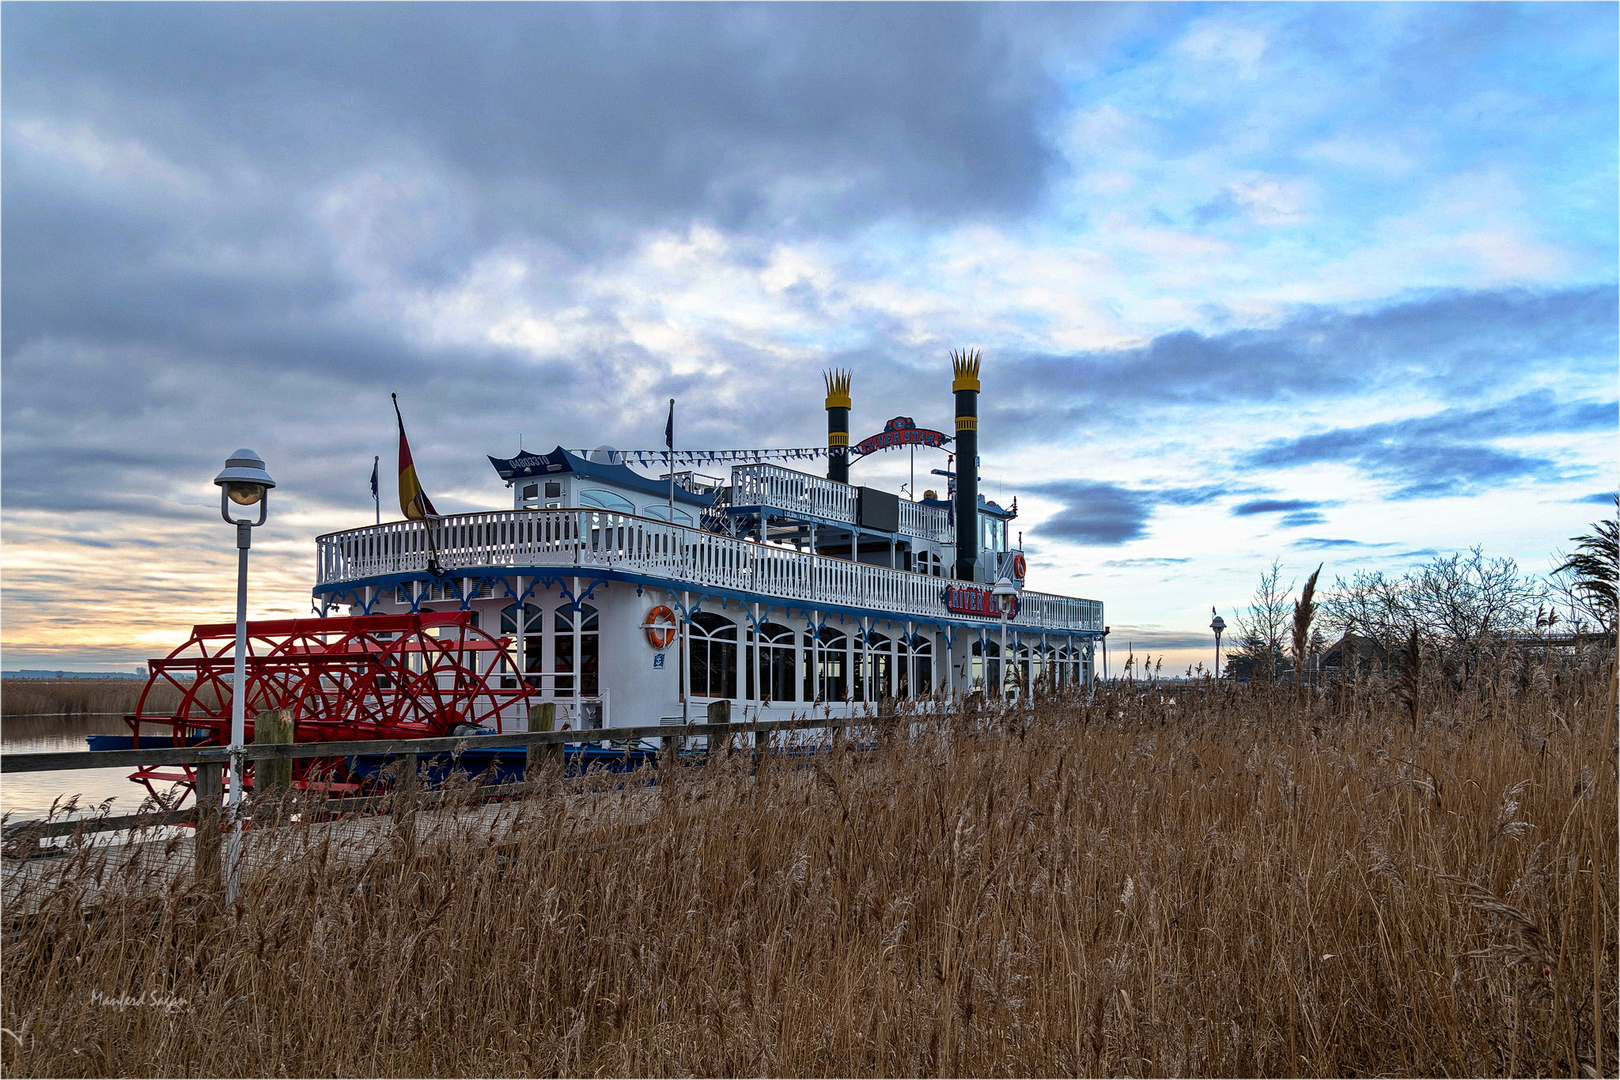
top-left (213, 449), bottom-right (276, 901)
top-left (1210, 608), bottom-right (1226, 680)
top-left (992, 574), bottom-right (1020, 698)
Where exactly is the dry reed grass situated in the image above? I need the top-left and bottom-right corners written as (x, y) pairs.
top-left (3, 648), bottom-right (1615, 1077)
top-left (1, 679), bottom-right (182, 721)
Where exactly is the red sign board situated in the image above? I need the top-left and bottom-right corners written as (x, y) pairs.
top-left (853, 416), bottom-right (950, 457)
top-left (942, 585), bottom-right (1018, 620)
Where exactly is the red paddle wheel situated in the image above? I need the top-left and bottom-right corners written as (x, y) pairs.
top-left (126, 612), bottom-right (533, 805)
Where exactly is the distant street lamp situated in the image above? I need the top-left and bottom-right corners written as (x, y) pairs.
top-left (992, 574), bottom-right (1021, 697)
top-left (1210, 608), bottom-right (1226, 680)
top-left (213, 449), bottom-right (276, 902)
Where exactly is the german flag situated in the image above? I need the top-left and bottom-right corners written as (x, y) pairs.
top-left (392, 393), bottom-right (439, 520)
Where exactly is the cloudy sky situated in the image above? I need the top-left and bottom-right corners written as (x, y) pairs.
top-left (3, 2), bottom-right (1615, 672)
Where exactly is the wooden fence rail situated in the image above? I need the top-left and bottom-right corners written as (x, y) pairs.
top-left (1, 715), bottom-right (863, 775)
top-left (0, 702), bottom-right (937, 896)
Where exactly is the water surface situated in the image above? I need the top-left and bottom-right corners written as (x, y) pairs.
top-left (1, 715), bottom-right (179, 822)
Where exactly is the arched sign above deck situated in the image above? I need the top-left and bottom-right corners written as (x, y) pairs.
top-left (852, 416), bottom-right (951, 457)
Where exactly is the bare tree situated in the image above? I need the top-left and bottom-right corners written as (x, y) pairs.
top-left (1229, 560), bottom-right (1292, 680)
top-left (1406, 547), bottom-right (1541, 653)
top-left (1320, 568), bottom-right (1413, 659)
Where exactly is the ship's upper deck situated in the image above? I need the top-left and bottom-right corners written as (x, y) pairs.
top-left (313, 508), bottom-right (1103, 635)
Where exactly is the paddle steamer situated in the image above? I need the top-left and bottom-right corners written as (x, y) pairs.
top-left (310, 355), bottom-right (1104, 732)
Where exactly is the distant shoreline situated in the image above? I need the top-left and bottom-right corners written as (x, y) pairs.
top-left (2, 670), bottom-right (144, 680)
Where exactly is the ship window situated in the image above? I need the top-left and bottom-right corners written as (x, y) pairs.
top-left (803, 626), bottom-right (847, 703)
top-left (643, 504), bottom-right (694, 526)
top-left (500, 603), bottom-right (544, 689)
top-left (859, 633), bottom-right (892, 703)
top-left (553, 604), bottom-right (600, 696)
top-left (970, 638), bottom-right (1000, 694)
top-left (688, 612), bottom-right (737, 699)
top-left (897, 635), bottom-right (933, 698)
top-left (1057, 645), bottom-right (1083, 690)
top-left (1031, 643), bottom-right (1055, 691)
top-left (1009, 641), bottom-right (1030, 695)
top-left (748, 622), bottom-right (796, 703)
top-left (521, 483), bottom-right (539, 500)
top-left (545, 481), bottom-right (563, 499)
top-left (579, 489), bottom-right (635, 514)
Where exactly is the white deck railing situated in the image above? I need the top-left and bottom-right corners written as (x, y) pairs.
top-left (897, 498), bottom-right (952, 542)
top-left (730, 463), bottom-right (857, 523)
top-left (730, 463), bottom-right (951, 540)
top-left (315, 510), bottom-right (1102, 633)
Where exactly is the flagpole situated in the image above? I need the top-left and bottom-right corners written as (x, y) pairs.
top-left (373, 455), bottom-right (380, 525)
top-left (666, 398), bottom-right (675, 524)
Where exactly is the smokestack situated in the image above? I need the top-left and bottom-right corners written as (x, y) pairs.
top-left (951, 349), bottom-right (980, 581)
top-left (824, 369), bottom-right (851, 484)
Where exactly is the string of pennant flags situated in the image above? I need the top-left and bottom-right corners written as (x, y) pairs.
top-left (571, 447), bottom-right (849, 469)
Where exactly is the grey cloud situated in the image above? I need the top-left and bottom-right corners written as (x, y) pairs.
top-left (4, 5), bottom-right (1128, 507)
top-left (1233, 498), bottom-right (1331, 516)
top-left (3, 4), bottom-right (1103, 242)
top-left (1027, 480), bottom-right (1225, 546)
top-left (1578, 491), bottom-right (1618, 504)
top-left (1101, 557), bottom-right (1193, 568)
top-left (1278, 511), bottom-right (1325, 528)
top-left (983, 286), bottom-right (1617, 436)
top-left (1292, 537), bottom-right (1398, 550)
top-left (1243, 391), bottom-right (1615, 499)
top-left (1107, 628), bottom-right (1216, 651)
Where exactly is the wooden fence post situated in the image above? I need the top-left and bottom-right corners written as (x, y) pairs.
top-left (526, 702), bottom-right (558, 779)
top-left (253, 709), bottom-right (294, 796)
top-left (394, 752), bottom-right (419, 860)
top-left (706, 699), bottom-right (731, 754)
top-left (194, 760), bottom-right (223, 885)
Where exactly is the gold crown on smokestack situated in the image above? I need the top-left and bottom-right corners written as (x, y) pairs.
top-left (951, 348), bottom-right (981, 393)
top-left (823, 369), bottom-right (852, 410)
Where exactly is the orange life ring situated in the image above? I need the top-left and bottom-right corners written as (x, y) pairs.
top-left (643, 605), bottom-right (678, 649)
top-left (1010, 552), bottom-right (1027, 579)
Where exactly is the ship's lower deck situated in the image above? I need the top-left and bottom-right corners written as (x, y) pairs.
top-left (322, 570), bottom-right (1097, 731)
top-left (313, 509), bottom-right (1102, 731)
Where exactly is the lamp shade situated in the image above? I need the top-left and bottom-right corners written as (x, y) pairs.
top-left (214, 449), bottom-right (276, 506)
top-left (991, 575), bottom-right (1019, 599)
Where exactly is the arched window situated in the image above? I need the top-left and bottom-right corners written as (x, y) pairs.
top-left (580, 489), bottom-right (635, 514)
top-left (1057, 645), bottom-right (1077, 690)
top-left (689, 612), bottom-right (738, 699)
top-left (553, 604), bottom-right (600, 695)
top-left (749, 622), bottom-right (796, 704)
top-left (1032, 643), bottom-right (1056, 692)
top-left (803, 626), bottom-right (847, 702)
top-left (897, 634), bottom-right (933, 698)
top-left (970, 638), bottom-right (1000, 693)
top-left (500, 603), bottom-right (544, 689)
top-left (861, 633), bottom-right (892, 703)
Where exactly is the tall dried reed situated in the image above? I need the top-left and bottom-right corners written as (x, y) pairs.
top-left (1, 679), bottom-right (182, 721)
top-left (4, 647), bottom-right (1614, 1077)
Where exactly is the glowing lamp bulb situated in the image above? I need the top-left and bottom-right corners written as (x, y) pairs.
top-left (225, 481), bottom-right (266, 506)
